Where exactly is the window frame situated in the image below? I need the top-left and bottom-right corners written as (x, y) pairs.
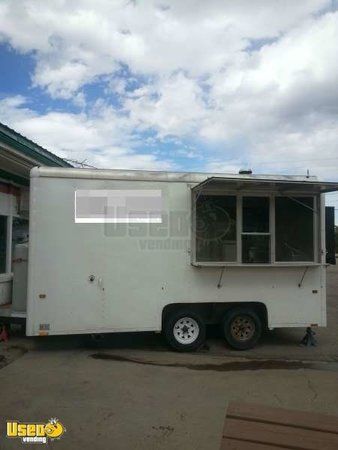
top-left (274, 194), bottom-right (318, 265)
top-left (191, 190), bottom-right (320, 267)
top-left (194, 192), bottom-right (238, 264)
top-left (240, 194), bottom-right (272, 264)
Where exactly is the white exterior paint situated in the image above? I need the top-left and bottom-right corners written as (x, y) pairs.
top-left (25, 167), bottom-right (334, 336)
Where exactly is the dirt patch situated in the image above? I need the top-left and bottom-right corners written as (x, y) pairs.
top-left (90, 352), bottom-right (338, 372)
top-left (0, 354), bottom-right (7, 369)
top-left (0, 345), bottom-right (28, 370)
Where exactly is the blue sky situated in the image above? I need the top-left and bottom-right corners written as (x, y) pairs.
top-left (0, 0), bottom-right (337, 189)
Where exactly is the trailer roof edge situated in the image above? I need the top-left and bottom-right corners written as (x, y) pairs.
top-left (30, 166), bottom-right (325, 185)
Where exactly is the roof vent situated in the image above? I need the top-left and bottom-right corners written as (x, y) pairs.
top-left (239, 168), bottom-right (252, 175)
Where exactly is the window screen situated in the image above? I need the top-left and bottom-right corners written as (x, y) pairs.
top-left (243, 197), bottom-right (269, 232)
top-left (242, 197), bottom-right (270, 263)
top-left (275, 197), bottom-right (314, 262)
top-left (196, 195), bottom-right (236, 262)
top-left (0, 216), bottom-right (7, 273)
top-left (242, 235), bottom-right (270, 263)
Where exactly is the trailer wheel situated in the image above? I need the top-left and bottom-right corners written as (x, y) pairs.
top-left (222, 307), bottom-right (262, 350)
top-left (164, 310), bottom-right (206, 352)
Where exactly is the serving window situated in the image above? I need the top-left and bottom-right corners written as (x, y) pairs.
top-left (193, 193), bottom-right (317, 266)
top-left (196, 195), bottom-right (237, 262)
top-left (275, 197), bottom-right (314, 262)
top-left (242, 197), bottom-right (270, 263)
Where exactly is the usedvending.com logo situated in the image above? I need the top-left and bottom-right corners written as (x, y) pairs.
top-left (6, 418), bottom-right (66, 444)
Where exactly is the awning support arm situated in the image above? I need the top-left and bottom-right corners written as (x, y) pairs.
top-left (217, 267), bottom-right (225, 289)
top-left (298, 267), bottom-right (309, 288)
top-left (286, 196), bottom-right (317, 213)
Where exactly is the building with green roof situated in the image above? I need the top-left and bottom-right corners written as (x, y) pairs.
top-left (0, 122), bottom-right (71, 304)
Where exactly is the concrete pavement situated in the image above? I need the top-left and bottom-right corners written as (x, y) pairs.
top-left (1, 348), bottom-right (338, 449)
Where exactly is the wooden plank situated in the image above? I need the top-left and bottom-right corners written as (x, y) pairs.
top-left (226, 402), bottom-right (338, 434)
top-left (223, 418), bottom-right (338, 450)
top-left (221, 437), bottom-right (278, 449)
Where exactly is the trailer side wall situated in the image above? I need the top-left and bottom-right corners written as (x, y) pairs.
top-left (26, 174), bottom-right (325, 336)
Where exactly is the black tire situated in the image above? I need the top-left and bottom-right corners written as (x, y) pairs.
top-left (163, 310), bottom-right (206, 352)
top-left (223, 307), bottom-right (262, 350)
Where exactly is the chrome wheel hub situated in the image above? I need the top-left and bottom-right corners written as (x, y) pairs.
top-left (173, 317), bottom-right (199, 345)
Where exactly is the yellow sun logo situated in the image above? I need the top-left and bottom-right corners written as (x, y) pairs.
top-left (44, 418), bottom-right (65, 439)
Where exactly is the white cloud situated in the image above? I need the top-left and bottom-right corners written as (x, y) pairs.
top-left (124, 72), bottom-right (207, 137)
top-left (0, 0), bottom-right (329, 95)
top-left (0, 0), bottom-right (337, 179)
top-left (0, 96), bottom-right (174, 170)
top-left (205, 159), bottom-right (245, 175)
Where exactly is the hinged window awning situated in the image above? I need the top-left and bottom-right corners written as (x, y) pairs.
top-left (192, 177), bottom-right (338, 194)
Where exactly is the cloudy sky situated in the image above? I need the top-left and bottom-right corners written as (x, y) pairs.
top-left (0, 0), bottom-right (337, 194)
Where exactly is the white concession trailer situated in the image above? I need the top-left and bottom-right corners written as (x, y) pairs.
top-left (1, 166), bottom-right (338, 351)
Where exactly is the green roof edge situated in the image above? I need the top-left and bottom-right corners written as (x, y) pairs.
top-left (0, 122), bottom-right (72, 167)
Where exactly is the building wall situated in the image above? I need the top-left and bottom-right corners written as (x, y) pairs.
top-left (0, 182), bottom-right (25, 305)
